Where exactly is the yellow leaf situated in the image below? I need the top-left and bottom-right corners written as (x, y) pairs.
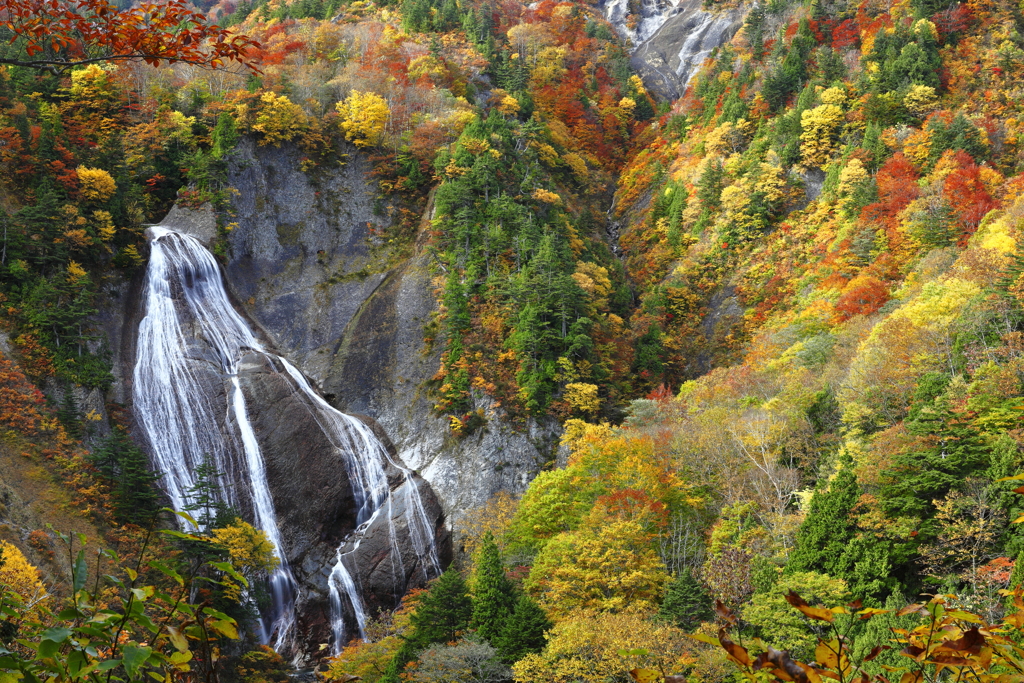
top-left (630, 669), bottom-right (662, 683)
top-left (816, 641), bottom-right (840, 669)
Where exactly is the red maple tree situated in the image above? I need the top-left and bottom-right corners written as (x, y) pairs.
top-left (0, 0), bottom-right (260, 74)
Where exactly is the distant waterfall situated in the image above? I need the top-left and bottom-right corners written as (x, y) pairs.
top-left (133, 227), bottom-right (441, 653)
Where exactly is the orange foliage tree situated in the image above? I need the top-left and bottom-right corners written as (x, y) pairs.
top-left (0, 0), bottom-right (259, 74)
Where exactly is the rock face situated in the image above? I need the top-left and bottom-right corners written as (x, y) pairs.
top-left (221, 137), bottom-right (562, 556)
top-left (235, 351), bottom-right (449, 653)
top-left (121, 222), bottom-right (451, 660)
top-left (599, 0), bottom-right (748, 100)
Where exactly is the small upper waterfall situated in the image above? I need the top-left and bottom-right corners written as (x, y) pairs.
top-left (133, 227), bottom-right (441, 654)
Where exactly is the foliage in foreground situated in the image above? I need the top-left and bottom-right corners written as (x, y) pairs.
top-left (674, 590), bottom-right (1024, 683)
top-left (0, 526), bottom-right (244, 683)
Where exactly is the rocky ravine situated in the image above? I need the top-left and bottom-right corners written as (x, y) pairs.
top-left (98, 137), bottom-right (560, 656)
top-left (599, 0), bottom-right (748, 100)
top-left (220, 137), bottom-right (561, 550)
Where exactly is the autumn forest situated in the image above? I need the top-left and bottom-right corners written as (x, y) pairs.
top-left (1, 0), bottom-right (1024, 680)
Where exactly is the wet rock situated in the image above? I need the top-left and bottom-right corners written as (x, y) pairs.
top-left (598, 0), bottom-right (748, 100)
top-left (223, 140), bottom-right (561, 551)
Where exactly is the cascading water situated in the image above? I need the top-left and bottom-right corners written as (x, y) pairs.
top-left (133, 227), bottom-right (441, 654)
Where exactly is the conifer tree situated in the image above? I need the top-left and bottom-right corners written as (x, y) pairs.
top-left (786, 462), bottom-right (860, 576)
top-left (493, 594), bottom-right (551, 664)
top-left (658, 567), bottom-right (713, 631)
top-left (471, 532), bottom-right (517, 643)
top-left (89, 427), bottom-right (161, 526)
top-left (381, 568), bottom-right (473, 682)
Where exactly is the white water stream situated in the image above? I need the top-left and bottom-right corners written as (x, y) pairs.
top-left (133, 227), bottom-right (440, 653)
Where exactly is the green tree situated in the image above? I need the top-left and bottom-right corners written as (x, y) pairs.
top-left (471, 533), bottom-right (517, 643)
top-left (786, 463), bottom-right (860, 577)
top-left (657, 567), bottom-right (712, 631)
top-left (880, 376), bottom-right (991, 520)
top-left (492, 594), bottom-right (551, 664)
top-left (89, 427), bottom-right (162, 527)
top-left (741, 571), bottom-right (850, 659)
top-left (381, 569), bottom-right (473, 682)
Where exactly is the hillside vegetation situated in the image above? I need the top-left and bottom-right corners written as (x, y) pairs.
top-left (2, 0), bottom-right (1024, 678)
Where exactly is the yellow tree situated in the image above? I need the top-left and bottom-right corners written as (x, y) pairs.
top-left (525, 513), bottom-right (670, 616)
top-left (336, 90), bottom-right (390, 148)
top-left (0, 541), bottom-right (46, 609)
top-left (211, 518), bottom-right (280, 600)
top-left (800, 104), bottom-right (844, 167)
top-left (511, 609), bottom-right (693, 683)
top-left (253, 92), bottom-right (307, 146)
top-left (76, 166), bottom-right (116, 202)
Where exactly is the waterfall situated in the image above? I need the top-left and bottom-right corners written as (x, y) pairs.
top-left (133, 227), bottom-right (441, 654)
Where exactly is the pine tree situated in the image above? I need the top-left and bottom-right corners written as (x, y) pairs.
top-left (381, 568), bottom-right (473, 682)
top-left (881, 376), bottom-right (991, 520)
top-left (183, 457), bottom-right (236, 532)
top-left (786, 462), bottom-right (860, 576)
top-left (471, 532), bottom-right (517, 643)
top-left (657, 567), bottom-right (713, 631)
top-left (89, 427), bottom-right (162, 526)
top-left (493, 594), bottom-right (551, 664)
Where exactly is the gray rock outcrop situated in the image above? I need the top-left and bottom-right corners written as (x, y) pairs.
top-left (599, 0), bottom-right (749, 100)
top-left (222, 138), bottom-right (561, 553)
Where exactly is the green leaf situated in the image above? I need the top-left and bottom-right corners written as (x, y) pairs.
top-left (96, 659), bottom-right (121, 671)
top-left (122, 645), bottom-right (152, 677)
top-left (41, 627), bottom-right (73, 643)
top-left (166, 508), bottom-right (200, 528)
top-left (130, 586), bottom-right (155, 601)
top-left (159, 529), bottom-right (205, 542)
top-left (66, 648), bottom-right (89, 675)
top-left (73, 550), bottom-right (88, 593)
top-left (148, 561), bottom-right (184, 587)
top-left (37, 639), bottom-right (60, 660)
top-left (211, 561), bottom-right (248, 588)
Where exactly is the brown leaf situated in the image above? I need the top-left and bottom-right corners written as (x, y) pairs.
top-left (714, 599), bottom-right (737, 626)
top-left (934, 627), bottom-right (984, 655)
top-left (765, 647), bottom-right (811, 683)
top-left (864, 646), bottom-right (889, 662)
top-left (719, 629), bottom-right (752, 667)
top-left (901, 645), bottom-right (926, 659)
top-left (785, 591), bottom-right (834, 622)
top-left (896, 603), bottom-right (926, 617)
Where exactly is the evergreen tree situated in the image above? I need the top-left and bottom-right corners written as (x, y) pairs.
top-left (853, 592), bottom-right (921, 677)
top-left (183, 457), bottom-right (236, 532)
top-left (57, 386), bottom-right (81, 438)
top-left (492, 594), bottom-right (551, 664)
top-left (89, 427), bottom-right (162, 526)
top-left (786, 463), bottom-right (860, 576)
top-left (696, 159), bottom-right (724, 210)
top-left (471, 532), bottom-right (517, 643)
top-left (381, 568), bottom-right (473, 682)
top-left (881, 375), bottom-right (991, 520)
top-left (657, 567), bottom-right (713, 631)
